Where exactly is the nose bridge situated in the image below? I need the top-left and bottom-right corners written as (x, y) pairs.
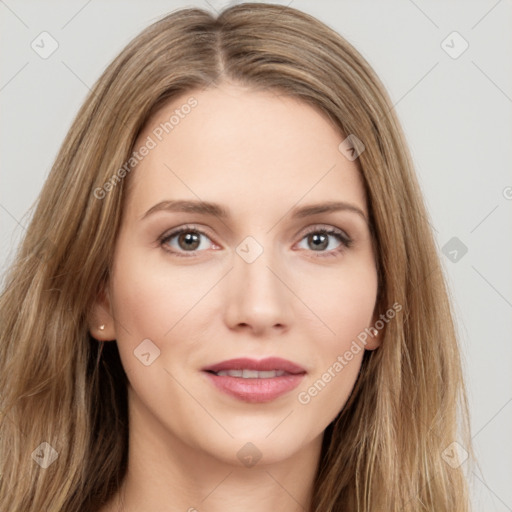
top-left (224, 233), bottom-right (292, 331)
top-left (236, 233), bottom-right (281, 300)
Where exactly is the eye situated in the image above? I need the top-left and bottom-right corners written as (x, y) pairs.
top-left (296, 226), bottom-right (352, 257)
top-left (159, 225), bottom-right (216, 258)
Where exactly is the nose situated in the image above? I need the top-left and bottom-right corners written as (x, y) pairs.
top-left (223, 241), bottom-right (294, 336)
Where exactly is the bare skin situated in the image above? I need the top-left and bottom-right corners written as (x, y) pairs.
top-left (92, 82), bottom-right (380, 512)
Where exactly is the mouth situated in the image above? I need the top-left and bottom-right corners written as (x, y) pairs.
top-left (202, 357), bottom-right (307, 403)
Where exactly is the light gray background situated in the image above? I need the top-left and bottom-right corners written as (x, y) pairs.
top-left (1, 1), bottom-right (511, 510)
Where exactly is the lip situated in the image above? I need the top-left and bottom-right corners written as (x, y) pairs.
top-left (202, 357), bottom-right (307, 403)
top-left (202, 357), bottom-right (306, 374)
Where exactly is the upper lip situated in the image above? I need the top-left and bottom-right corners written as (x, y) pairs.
top-left (202, 357), bottom-right (306, 375)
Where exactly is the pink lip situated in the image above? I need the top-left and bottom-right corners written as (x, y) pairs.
top-left (202, 357), bottom-right (307, 403)
top-left (204, 373), bottom-right (305, 403)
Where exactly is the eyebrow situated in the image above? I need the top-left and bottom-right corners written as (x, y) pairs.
top-left (140, 199), bottom-right (368, 223)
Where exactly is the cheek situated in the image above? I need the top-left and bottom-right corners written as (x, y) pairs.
top-left (294, 258), bottom-right (377, 413)
top-left (301, 257), bottom-right (378, 348)
top-left (294, 303), bottom-right (375, 426)
top-left (334, 270), bottom-right (377, 343)
top-left (108, 248), bottom-right (213, 398)
top-left (110, 248), bottom-right (209, 339)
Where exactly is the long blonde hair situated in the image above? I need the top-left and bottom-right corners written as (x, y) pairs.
top-left (0, 3), bottom-right (473, 510)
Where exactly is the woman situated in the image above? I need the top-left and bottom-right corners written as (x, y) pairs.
top-left (0, 3), bottom-right (473, 511)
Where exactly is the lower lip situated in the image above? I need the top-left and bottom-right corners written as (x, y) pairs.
top-left (203, 372), bottom-right (306, 403)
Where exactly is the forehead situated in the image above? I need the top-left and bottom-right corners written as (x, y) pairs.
top-left (126, 83), bottom-right (367, 219)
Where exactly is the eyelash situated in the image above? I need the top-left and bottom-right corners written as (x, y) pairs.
top-left (158, 224), bottom-right (353, 259)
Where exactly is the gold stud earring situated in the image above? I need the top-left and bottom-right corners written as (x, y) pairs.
top-left (98, 324), bottom-right (105, 331)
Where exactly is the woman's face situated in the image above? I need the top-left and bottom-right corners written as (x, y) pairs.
top-left (96, 82), bottom-right (379, 466)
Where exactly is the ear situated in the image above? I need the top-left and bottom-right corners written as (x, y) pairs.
top-left (364, 311), bottom-right (383, 351)
top-left (88, 283), bottom-right (117, 341)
